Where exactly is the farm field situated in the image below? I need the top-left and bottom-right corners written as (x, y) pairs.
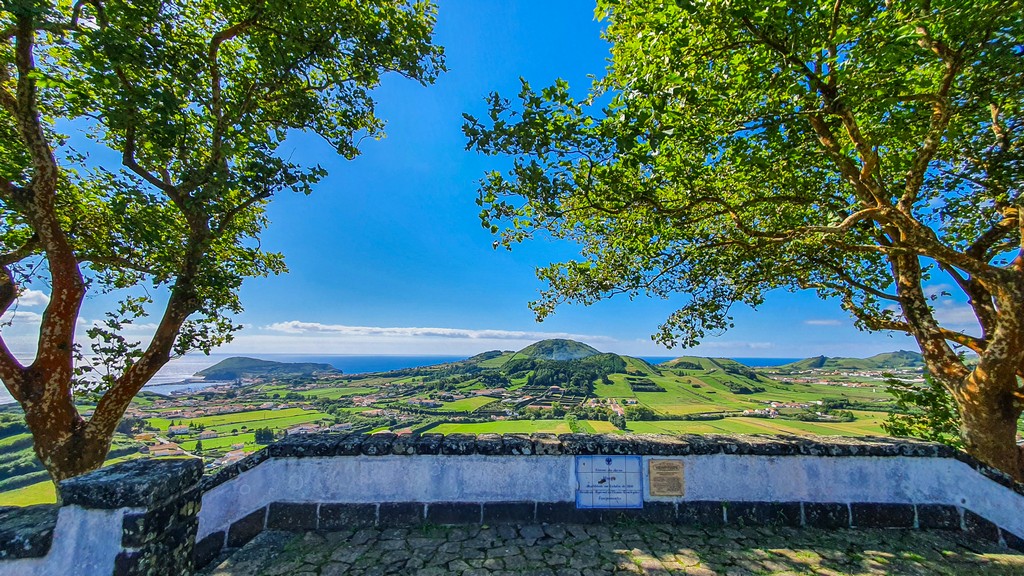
top-left (0, 453), bottom-right (145, 507)
top-left (428, 420), bottom-right (606, 435)
top-left (195, 412), bottom-right (329, 435)
top-left (297, 387), bottom-right (376, 400)
top-left (0, 433), bottom-right (31, 449)
top-left (0, 478), bottom-right (55, 507)
top-left (178, 432), bottom-right (256, 452)
top-left (441, 396), bottom-right (496, 412)
top-left (475, 352), bottom-right (517, 368)
top-left (624, 415), bottom-right (887, 437)
top-left (146, 407), bottom-right (327, 431)
top-left (590, 368), bottom-right (892, 419)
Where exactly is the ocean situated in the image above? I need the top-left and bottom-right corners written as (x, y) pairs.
top-left (0, 353), bottom-right (803, 405)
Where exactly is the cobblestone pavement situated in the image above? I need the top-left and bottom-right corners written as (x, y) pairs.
top-left (199, 523), bottom-right (1024, 575)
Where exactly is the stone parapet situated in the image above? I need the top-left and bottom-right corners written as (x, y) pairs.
top-left (4, 433), bottom-right (1024, 576)
top-left (0, 458), bottom-right (202, 576)
top-left (200, 432), bottom-right (1017, 494)
top-left (0, 505), bottom-right (57, 560)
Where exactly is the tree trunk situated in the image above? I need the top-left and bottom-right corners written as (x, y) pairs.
top-left (21, 394), bottom-right (110, 484)
top-left (954, 371), bottom-right (1024, 482)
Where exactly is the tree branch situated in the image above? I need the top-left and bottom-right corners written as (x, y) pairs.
top-left (121, 125), bottom-right (177, 196)
top-left (0, 235), bottom-right (39, 266)
top-left (899, 55), bottom-right (960, 211)
top-left (809, 259), bottom-right (900, 302)
top-left (87, 270), bottom-right (199, 437)
top-left (0, 265), bottom-right (26, 402)
top-left (937, 262), bottom-right (997, 339)
top-left (891, 252), bottom-right (971, 386)
top-left (80, 255), bottom-right (158, 277)
top-left (213, 190), bottom-right (270, 235)
top-left (844, 301), bottom-right (912, 332)
top-left (938, 329), bottom-right (987, 354)
top-left (739, 16), bottom-right (889, 207)
top-left (826, 0), bottom-right (843, 88)
top-left (209, 18), bottom-right (258, 162)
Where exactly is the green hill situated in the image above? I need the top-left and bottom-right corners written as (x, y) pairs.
top-left (659, 356), bottom-right (750, 371)
top-left (864, 350), bottom-right (926, 369)
top-left (517, 339), bottom-right (602, 361)
top-left (196, 357), bottom-right (340, 380)
top-left (777, 351), bottom-right (924, 371)
top-left (619, 356), bottom-right (660, 375)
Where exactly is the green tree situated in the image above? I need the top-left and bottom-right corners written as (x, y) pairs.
top-left (564, 413), bottom-right (582, 433)
top-left (624, 405), bottom-right (655, 421)
top-left (465, 1), bottom-right (1024, 479)
top-left (194, 439), bottom-right (203, 454)
top-left (0, 0), bottom-right (443, 482)
top-left (609, 412), bottom-right (626, 430)
top-left (883, 375), bottom-right (964, 449)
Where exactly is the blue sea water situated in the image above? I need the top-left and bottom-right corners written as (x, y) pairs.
top-left (260, 354), bottom-right (469, 374)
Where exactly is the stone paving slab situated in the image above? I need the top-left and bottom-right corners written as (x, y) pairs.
top-left (199, 523), bottom-right (1024, 576)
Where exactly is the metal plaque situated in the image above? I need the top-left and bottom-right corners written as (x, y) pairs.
top-left (648, 459), bottom-right (685, 497)
top-left (575, 455), bottom-right (643, 509)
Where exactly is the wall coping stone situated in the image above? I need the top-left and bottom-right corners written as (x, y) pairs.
top-left (196, 432), bottom-right (1024, 496)
top-left (61, 457), bottom-right (203, 509)
top-left (0, 505), bottom-right (57, 559)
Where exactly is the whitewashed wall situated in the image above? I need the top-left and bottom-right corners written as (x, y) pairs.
top-left (197, 453), bottom-right (1024, 541)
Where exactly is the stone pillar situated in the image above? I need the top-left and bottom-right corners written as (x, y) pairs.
top-left (60, 458), bottom-right (203, 576)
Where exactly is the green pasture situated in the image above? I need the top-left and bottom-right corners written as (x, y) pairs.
top-left (297, 387), bottom-right (375, 400)
top-left (0, 478), bottom-right (55, 507)
top-left (200, 412), bottom-right (328, 435)
top-left (591, 374), bottom-right (634, 397)
top-left (622, 356), bottom-right (657, 375)
top-left (0, 433), bottom-right (31, 448)
top-left (476, 352), bottom-right (517, 368)
top-left (441, 396), bottom-right (496, 412)
top-left (431, 420), bottom-right (578, 434)
top-left (625, 415), bottom-right (887, 437)
top-left (0, 453), bottom-right (145, 507)
top-left (147, 407), bottom-right (322, 430)
top-left (582, 420), bottom-right (618, 434)
top-left (178, 432), bottom-right (256, 452)
top-left (607, 369), bottom-right (895, 419)
top-left (632, 375), bottom-right (741, 414)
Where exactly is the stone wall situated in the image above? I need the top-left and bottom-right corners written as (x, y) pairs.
top-left (0, 458), bottom-right (202, 576)
top-left (3, 433), bottom-right (1024, 576)
top-left (194, 433), bottom-right (1024, 568)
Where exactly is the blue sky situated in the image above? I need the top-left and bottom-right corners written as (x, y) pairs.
top-left (3, 0), bottom-right (976, 360)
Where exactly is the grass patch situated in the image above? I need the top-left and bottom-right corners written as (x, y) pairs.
top-left (0, 479), bottom-right (55, 506)
top-left (625, 416), bottom-right (886, 436)
top-left (296, 387), bottom-right (376, 400)
top-left (178, 433), bottom-right (256, 451)
top-left (147, 407), bottom-right (324, 431)
top-left (441, 396), bottom-right (497, 412)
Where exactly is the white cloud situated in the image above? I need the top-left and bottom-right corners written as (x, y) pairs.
top-left (804, 319), bottom-right (842, 326)
top-left (89, 321), bottom-right (160, 333)
top-left (924, 284), bottom-right (953, 299)
top-left (932, 302), bottom-right (980, 328)
top-left (0, 310), bottom-right (42, 324)
top-left (17, 290), bottom-right (49, 307)
top-left (261, 320), bottom-right (613, 342)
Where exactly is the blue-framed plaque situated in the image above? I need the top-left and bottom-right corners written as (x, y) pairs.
top-left (575, 455), bottom-right (643, 509)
